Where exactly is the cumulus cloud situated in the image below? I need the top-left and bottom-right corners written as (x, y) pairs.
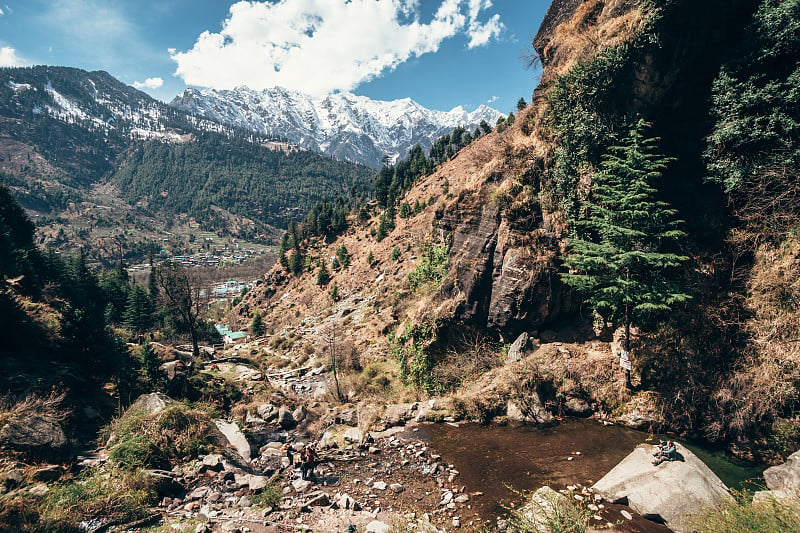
top-left (171, 0), bottom-right (505, 96)
top-left (0, 46), bottom-right (23, 67)
top-left (133, 77), bottom-right (164, 90)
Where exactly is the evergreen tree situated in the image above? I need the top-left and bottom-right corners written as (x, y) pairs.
top-left (124, 283), bottom-right (154, 333)
top-left (317, 261), bottom-right (330, 286)
top-left (561, 120), bottom-right (690, 387)
top-left (517, 97), bottom-right (528, 111)
top-left (250, 310), bottom-right (265, 336)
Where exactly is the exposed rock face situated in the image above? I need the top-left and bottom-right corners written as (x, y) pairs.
top-left (592, 443), bottom-right (730, 533)
top-left (0, 414), bottom-right (67, 459)
top-left (437, 184), bottom-right (560, 339)
top-left (533, 0), bottom-right (587, 59)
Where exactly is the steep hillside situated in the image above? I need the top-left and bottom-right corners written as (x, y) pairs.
top-left (233, 0), bottom-right (799, 456)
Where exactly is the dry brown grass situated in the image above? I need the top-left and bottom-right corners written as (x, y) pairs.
top-left (711, 236), bottom-right (800, 439)
top-left (0, 391), bottom-right (67, 428)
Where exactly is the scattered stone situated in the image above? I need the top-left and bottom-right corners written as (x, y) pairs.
top-left (620, 509), bottom-right (633, 520)
top-left (28, 483), bottom-right (50, 496)
top-left (452, 517), bottom-right (461, 528)
top-left (247, 475), bottom-right (269, 492)
top-left (292, 406), bottom-right (307, 423)
top-left (195, 524), bottom-right (211, 533)
top-left (389, 483), bottom-right (405, 493)
top-left (372, 481), bottom-right (387, 491)
top-left (201, 454), bottom-right (225, 471)
top-left (257, 404), bottom-right (278, 421)
top-left (306, 492), bottom-right (331, 506)
top-left (292, 479), bottom-right (313, 493)
top-left (335, 493), bottom-right (361, 511)
top-left (454, 494), bottom-right (470, 503)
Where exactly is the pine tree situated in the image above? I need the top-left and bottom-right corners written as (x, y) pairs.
top-left (124, 284), bottom-right (153, 333)
top-left (317, 261), bottom-right (330, 286)
top-left (561, 119), bottom-right (690, 387)
top-left (250, 310), bottom-right (265, 336)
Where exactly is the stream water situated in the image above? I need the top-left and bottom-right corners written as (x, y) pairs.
top-left (420, 418), bottom-right (764, 519)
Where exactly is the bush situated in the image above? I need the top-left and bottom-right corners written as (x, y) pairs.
top-left (106, 402), bottom-right (222, 470)
top-left (38, 468), bottom-right (156, 531)
top-left (250, 476), bottom-right (284, 508)
top-left (407, 243), bottom-right (449, 291)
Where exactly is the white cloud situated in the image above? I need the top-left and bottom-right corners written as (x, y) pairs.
top-left (133, 77), bottom-right (164, 90)
top-left (171, 0), bottom-right (505, 96)
top-left (0, 7), bottom-right (4, 16)
top-left (0, 46), bottom-right (23, 67)
top-left (487, 95), bottom-right (498, 103)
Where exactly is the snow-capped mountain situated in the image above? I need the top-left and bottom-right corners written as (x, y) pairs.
top-left (171, 87), bottom-right (504, 168)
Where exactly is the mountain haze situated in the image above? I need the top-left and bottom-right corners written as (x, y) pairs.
top-left (170, 86), bottom-right (504, 168)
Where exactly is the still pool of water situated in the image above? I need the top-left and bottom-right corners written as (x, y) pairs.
top-left (420, 418), bottom-right (764, 518)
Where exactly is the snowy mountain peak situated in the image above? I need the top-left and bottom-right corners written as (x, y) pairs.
top-left (170, 87), bottom-right (504, 168)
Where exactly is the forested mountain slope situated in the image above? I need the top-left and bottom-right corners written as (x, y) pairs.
top-left (0, 66), bottom-right (375, 262)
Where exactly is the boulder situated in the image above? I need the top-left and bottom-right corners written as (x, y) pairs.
top-left (563, 396), bottom-right (593, 417)
top-left (214, 420), bottom-right (251, 460)
top-left (130, 392), bottom-right (175, 414)
top-left (507, 332), bottom-right (530, 362)
top-left (32, 465), bottom-right (63, 482)
top-left (506, 396), bottom-right (554, 425)
top-left (277, 407), bottom-right (296, 429)
top-left (257, 403), bottom-right (278, 421)
top-left (365, 520), bottom-right (391, 533)
top-left (592, 443), bottom-right (730, 533)
top-left (2, 469), bottom-right (24, 492)
top-left (764, 450), bottom-right (800, 498)
top-left (343, 427), bottom-right (363, 444)
top-left (0, 413), bottom-right (67, 459)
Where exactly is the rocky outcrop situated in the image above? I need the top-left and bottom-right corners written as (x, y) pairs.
top-left (533, 0), bottom-right (587, 58)
top-left (592, 443), bottom-right (730, 533)
top-left (437, 183), bottom-right (560, 339)
top-left (0, 413), bottom-right (67, 460)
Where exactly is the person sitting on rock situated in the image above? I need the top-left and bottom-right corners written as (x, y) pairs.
top-left (653, 440), bottom-right (677, 466)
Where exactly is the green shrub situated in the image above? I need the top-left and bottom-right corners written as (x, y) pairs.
top-left (407, 243), bottom-right (449, 291)
top-left (250, 477), bottom-right (284, 508)
top-left (391, 322), bottom-right (437, 393)
top-left (106, 402), bottom-right (222, 470)
top-left (38, 468), bottom-right (156, 531)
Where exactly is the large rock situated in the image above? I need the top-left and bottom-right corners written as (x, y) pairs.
top-left (214, 420), bottom-right (251, 460)
top-left (517, 486), bottom-right (572, 533)
top-left (130, 392), bottom-right (175, 414)
top-left (506, 395), bottom-right (554, 425)
top-left (759, 449), bottom-right (800, 500)
top-left (277, 407), bottom-right (296, 429)
top-left (592, 443), bottom-right (730, 533)
top-left (507, 332), bottom-right (530, 362)
top-left (0, 413), bottom-right (67, 459)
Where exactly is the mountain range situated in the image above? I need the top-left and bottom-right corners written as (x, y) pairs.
top-left (170, 86), bottom-right (503, 168)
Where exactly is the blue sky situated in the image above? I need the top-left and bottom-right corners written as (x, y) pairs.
top-left (0, 1), bottom-right (550, 113)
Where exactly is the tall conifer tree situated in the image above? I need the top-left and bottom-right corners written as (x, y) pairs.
top-left (561, 119), bottom-right (690, 386)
